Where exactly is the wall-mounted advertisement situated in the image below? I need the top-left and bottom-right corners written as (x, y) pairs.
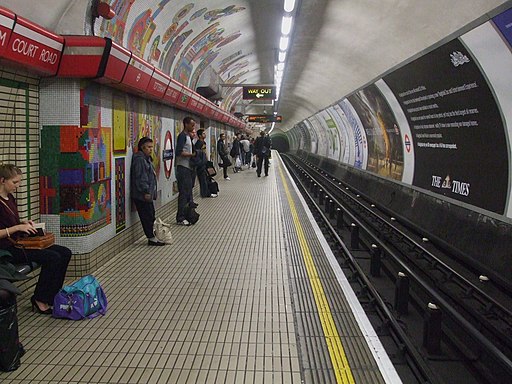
top-left (303, 118), bottom-right (318, 155)
top-left (316, 109), bottom-right (344, 162)
top-left (347, 84), bottom-right (404, 180)
top-left (337, 99), bottom-right (368, 169)
top-left (493, 7), bottom-right (512, 47)
top-left (375, 79), bottom-right (415, 185)
top-left (329, 104), bottom-right (353, 165)
top-left (383, 37), bottom-right (508, 214)
top-left (308, 114), bottom-right (329, 157)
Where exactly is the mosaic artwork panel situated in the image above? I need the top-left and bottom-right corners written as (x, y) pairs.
top-left (113, 93), bottom-right (127, 154)
top-left (115, 157), bottom-right (126, 233)
top-left (40, 125), bottom-right (112, 236)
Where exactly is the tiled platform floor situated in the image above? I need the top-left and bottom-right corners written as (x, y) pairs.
top-left (1, 154), bottom-right (398, 383)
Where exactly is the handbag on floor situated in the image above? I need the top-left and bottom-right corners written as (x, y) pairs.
top-left (154, 217), bottom-right (173, 244)
top-left (53, 275), bottom-right (108, 320)
top-left (206, 161), bottom-right (217, 177)
top-left (208, 177), bottom-right (219, 195)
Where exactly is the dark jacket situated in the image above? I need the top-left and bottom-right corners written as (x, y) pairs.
top-left (217, 138), bottom-right (228, 159)
top-left (253, 136), bottom-right (271, 157)
top-left (0, 249), bottom-right (28, 295)
top-left (230, 138), bottom-right (241, 157)
top-left (193, 139), bottom-right (208, 172)
top-left (130, 151), bottom-right (157, 201)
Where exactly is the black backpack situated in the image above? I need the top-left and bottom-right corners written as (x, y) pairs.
top-left (185, 205), bottom-right (200, 224)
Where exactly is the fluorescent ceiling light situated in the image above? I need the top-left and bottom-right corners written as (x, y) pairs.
top-left (278, 50), bottom-right (287, 62)
top-left (281, 16), bottom-right (293, 35)
top-left (284, 0), bottom-right (296, 13)
top-left (277, 62), bottom-right (285, 71)
top-left (279, 36), bottom-right (289, 51)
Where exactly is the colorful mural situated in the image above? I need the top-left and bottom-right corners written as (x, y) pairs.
top-left (40, 125), bottom-right (112, 236)
top-left (115, 157), bottom-right (126, 233)
top-left (97, 1), bottom-right (248, 91)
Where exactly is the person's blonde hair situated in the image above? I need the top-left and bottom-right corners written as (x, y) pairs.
top-left (0, 163), bottom-right (22, 180)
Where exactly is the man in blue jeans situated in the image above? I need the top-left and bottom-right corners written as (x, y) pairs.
top-left (175, 116), bottom-right (196, 226)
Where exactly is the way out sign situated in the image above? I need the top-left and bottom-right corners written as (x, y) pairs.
top-left (242, 86), bottom-right (276, 100)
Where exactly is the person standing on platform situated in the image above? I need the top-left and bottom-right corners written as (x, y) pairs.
top-left (188, 126), bottom-right (198, 208)
top-left (253, 131), bottom-right (272, 177)
top-left (195, 129), bottom-right (217, 198)
top-left (240, 135), bottom-right (250, 168)
top-left (175, 116), bottom-right (196, 226)
top-left (130, 137), bottom-right (165, 246)
top-left (217, 132), bottom-right (231, 180)
top-left (230, 133), bottom-right (242, 172)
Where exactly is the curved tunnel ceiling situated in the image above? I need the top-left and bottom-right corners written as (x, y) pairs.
top-left (0, 0), bottom-right (508, 134)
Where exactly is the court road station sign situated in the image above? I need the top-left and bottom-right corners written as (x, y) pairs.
top-left (242, 86), bottom-right (276, 100)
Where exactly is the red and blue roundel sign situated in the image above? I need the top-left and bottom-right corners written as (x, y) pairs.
top-left (163, 130), bottom-right (173, 179)
top-left (405, 134), bottom-right (411, 153)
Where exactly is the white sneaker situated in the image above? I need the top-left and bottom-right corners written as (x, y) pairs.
top-left (176, 219), bottom-right (191, 226)
top-left (224, 177), bottom-right (231, 180)
top-left (210, 194), bottom-right (218, 198)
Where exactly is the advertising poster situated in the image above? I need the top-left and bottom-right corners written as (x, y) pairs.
top-left (330, 104), bottom-right (354, 165)
top-left (337, 99), bottom-right (368, 169)
top-left (493, 7), bottom-right (512, 47)
top-left (297, 121), bottom-right (311, 152)
top-left (375, 79), bottom-right (415, 185)
top-left (383, 38), bottom-right (508, 213)
top-left (317, 109), bottom-right (343, 161)
top-left (347, 84), bottom-right (403, 180)
top-left (302, 119), bottom-right (318, 154)
top-left (309, 114), bottom-right (329, 157)
top-left (461, 17), bottom-right (512, 218)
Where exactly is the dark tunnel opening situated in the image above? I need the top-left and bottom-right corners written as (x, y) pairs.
top-left (270, 135), bottom-right (289, 153)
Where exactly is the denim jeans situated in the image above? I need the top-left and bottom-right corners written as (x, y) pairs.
top-left (176, 165), bottom-right (193, 221)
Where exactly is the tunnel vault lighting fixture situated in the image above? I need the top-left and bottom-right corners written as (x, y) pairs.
top-left (279, 36), bottom-right (289, 51)
top-left (284, 0), bottom-right (296, 13)
top-left (281, 16), bottom-right (293, 35)
top-left (278, 50), bottom-right (286, 62)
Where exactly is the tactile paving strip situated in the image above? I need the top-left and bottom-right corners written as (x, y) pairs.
top-left (275, 156), bottom-right (386, 384)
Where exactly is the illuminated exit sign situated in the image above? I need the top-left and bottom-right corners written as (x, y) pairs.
top-left (242, 86), bottom-right (276, 100)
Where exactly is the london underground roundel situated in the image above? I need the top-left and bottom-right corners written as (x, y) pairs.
top-left (163, 131), bottom-right (174, 179)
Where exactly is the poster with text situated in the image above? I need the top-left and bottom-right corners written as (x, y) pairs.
top-left (383, 38), bottom-right (508, 213)
top-left (337, 99), bottom-right (368, 169)
top-left (493, 7), bottom-right (512, 47)
top-left (347, 84), bottom-right (404, 180)
top-left (329, 105), bottom-right (353, 165)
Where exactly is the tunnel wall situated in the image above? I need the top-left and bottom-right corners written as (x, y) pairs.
top-left (296, 150), bottom-right (512, 288)
top-left (286, 6), bottom-right (512, 218)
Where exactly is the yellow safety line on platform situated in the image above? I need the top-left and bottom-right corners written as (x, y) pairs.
top-left (278, 164), bottom-right (355, 384)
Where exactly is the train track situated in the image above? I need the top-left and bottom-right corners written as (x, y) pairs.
top-left (282, 153), bottom-right (512, 384)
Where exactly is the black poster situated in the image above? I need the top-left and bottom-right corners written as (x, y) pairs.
top-left (384, 38), bottom-right (508, 214)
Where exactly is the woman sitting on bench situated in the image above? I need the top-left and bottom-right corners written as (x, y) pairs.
top-left (0, 164), bottom-right (71, 315)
